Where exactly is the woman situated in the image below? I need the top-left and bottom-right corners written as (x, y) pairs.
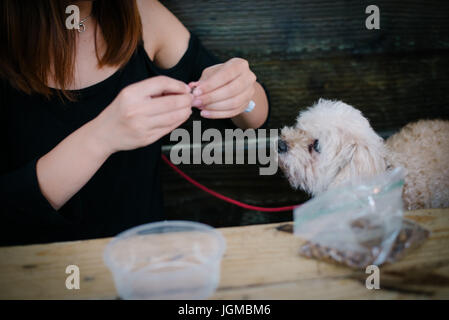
top-left (0, 1), bottom-right (269, 245)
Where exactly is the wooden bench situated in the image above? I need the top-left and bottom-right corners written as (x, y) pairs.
top-left (161, 0), bottom-right (449, 227)
top-left (0, 208), bottom-right (447, 299)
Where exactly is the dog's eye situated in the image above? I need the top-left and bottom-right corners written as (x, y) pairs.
top-left (308, 139), bottom-right (320, 154)
top-left (313, 139), bottom-right (320, 153)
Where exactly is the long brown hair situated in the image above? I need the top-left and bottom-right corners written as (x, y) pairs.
top-left (0, 0), bottom-right (142, 100)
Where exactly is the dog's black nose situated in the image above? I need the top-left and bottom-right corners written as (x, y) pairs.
top-left (278, 139), bottom-right (288, 153)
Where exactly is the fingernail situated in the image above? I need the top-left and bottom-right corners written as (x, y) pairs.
top-left (200, 110), bottom-right (210, 117)
top-left (185, 84), bottom-right (191, 92)
top-left (188, 83), bottom-right (196, 93)
top-left (192, 99), bottom-right (202, 107)
top-left (193, 88), bottom-right (202, 96)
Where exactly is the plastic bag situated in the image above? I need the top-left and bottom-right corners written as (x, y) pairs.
top-left (294, 167), bottom-right (429, 268)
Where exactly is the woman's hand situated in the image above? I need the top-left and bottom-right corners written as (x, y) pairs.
top-left (93, 76), bottom-right (193, 154)
top-left (189, 58), bottom-right (257, 119)
top-left (37, 76), bottom-right (192, 210)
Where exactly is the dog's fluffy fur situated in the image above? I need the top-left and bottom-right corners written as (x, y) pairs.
top-left (278, 99), bottom-right (449, 210)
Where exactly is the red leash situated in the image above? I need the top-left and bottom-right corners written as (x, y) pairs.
top-left (161, 154), bottom-right (300, 212)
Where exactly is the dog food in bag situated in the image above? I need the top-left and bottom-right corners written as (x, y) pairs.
top-left (294, 167), bottom-right (430, 269)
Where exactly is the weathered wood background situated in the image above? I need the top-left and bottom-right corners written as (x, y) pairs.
top-left (161, 0), bottom-right (449, 226)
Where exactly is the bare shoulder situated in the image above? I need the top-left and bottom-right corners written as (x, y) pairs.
top-left (136, 0), bottom-right (190, 69)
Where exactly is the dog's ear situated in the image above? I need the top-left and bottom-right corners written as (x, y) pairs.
top-left (333, 137), bottom-right (387, 185)
top-left (333, 142), bottom-right (357, 176)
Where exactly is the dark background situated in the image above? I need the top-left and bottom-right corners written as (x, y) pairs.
top-left (161, 0), bottom-right (449, 227)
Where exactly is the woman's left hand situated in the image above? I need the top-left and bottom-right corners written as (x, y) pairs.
top-left (189, 58), bottom-right (257, 119)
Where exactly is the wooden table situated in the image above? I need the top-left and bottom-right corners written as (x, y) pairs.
top-left (0, 208), bottom-right (448, 300)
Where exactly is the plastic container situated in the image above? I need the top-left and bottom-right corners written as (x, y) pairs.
top-left (103, 220), bottom-right (226, 300)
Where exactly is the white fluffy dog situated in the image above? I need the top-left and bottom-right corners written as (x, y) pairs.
top-left (278, 99), bottom-right (449, 210)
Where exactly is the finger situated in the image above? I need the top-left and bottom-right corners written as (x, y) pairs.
top-left (200, 85), bottom-right (254, 111)
top-left (197, 64), bottom-right (222, 83)
top-left (145, 110), bottom-right (193, 145)
top-left (145, 93), bottom-right (193, 116)
top-left (149, 107), bottom-right (193, 129)
top-left (128, 75), bottom-right (190, 97)
top-left (163, 114), bottom-right (191, 136)
top-left (199, 107), bottom-right (242, 119)
top-left (188, 81), bottom-right (200, 88)
top-left (193, 72), bottom-right (254, 107)
top-left (188, 82), bottom-right (200, 94)
top-left (193, 62), bottom-right (243, 96)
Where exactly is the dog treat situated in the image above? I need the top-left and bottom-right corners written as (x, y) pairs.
top-left (385, 219), bottom-right (430, 263)
top-left (298, 218), bottom-right (430, 269)
top-left (189, 82), bottom-right (198, 94)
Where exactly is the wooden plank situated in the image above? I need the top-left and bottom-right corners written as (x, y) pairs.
top-left (171, 52), bottom-right (449, 133)
top-left (0, 208), bottom-right (447, 299)
top-left (161, 0), bottom-right (449, 131)
top-left (250, 53), bottom-right (449, 131)
top-left (213, 278), bottom-right (415, 300)
top-left (213, 209), bottom-right (449, 299)
top-left (165, 0), bottom-right (449, 59)
top-left (0, 238), bottom-right (114, 300)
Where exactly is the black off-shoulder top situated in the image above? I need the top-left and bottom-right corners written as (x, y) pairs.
top-left (0, 34), bottom-right (270, 246)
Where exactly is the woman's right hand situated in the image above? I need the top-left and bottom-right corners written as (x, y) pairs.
top-left (92, 76), bottom-right (193, 154)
